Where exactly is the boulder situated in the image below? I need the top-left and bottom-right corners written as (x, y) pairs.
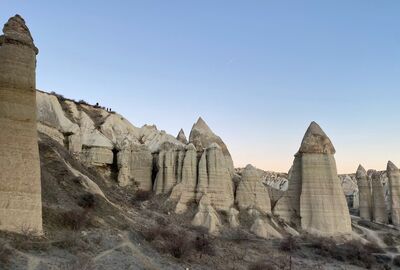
top-left (371, 171), bottom-right (388, 224)
top-left (356, 165), bottom-right (372, 221)
top-left (192, 195), bottom-right (221, 234)
top-left (189, 117), bottom-right (234, 173)
top-left (236, 164), bottom-right (271, 214)
top-left (387, 161), bottom-right (400, 226)
top-left (0, 15), bottom-right (42, 234)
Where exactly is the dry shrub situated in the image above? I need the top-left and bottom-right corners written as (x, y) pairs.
top-left (0, 241), bottom-right (13, 266)
top-left (248, 258), bottom-right (288, 270)
top-left (305, 235), bottom-right (381, 269)
top-left (131, 190), bottom-right (153, 206)
top-left (193, 233), bottom-right (215, 257)
top-left (62, 209), bottom-right (91, 231)
top-left (393, 255), bottom-right (400, 267)
top-left (78, 193), bottom-right (96, 209)
top-left (220, 227), bottom-right (253, 242)
top-left (279, 236), bottom-right (299, 252)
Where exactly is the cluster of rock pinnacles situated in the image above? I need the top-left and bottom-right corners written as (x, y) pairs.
top-left (0, 15), bottom-right (398, 238)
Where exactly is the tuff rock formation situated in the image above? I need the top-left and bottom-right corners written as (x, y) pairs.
top-left (371, 171), bottom-right (389, 224)
top-left (250, 218), bottom-right (282, 239)
top-left (277, 122), bottom-right (351, 236)
top-left (387, 161), bottom-right (400, 226)
top-left (0, 15), bottom-right (42, 234)
top-left (196, 143), bottom-right (234, 211)
top-left (189, 117), bottom-right (234, 173)
top-left (192, 195), bottom-right (221, 234)
top-left (176, 128), bottom-right (188, 144)
top-left (236, 164), bottom-right (271, 214)
top-left (170, 144), bottom-right (198, 213)
top-left (117, 144), bottom-right (153, 190)
top-left (356, 165), bottom-right (372, 220)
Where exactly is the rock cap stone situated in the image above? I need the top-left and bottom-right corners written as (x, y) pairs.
top-left (177, 128), bottom-right (188, 144)
top-left (356, 164), bottom-right (367, 178)
top-left (297, 121), bottom-right (335, 155)
top-left (1, 15), bottom-right (38, 54)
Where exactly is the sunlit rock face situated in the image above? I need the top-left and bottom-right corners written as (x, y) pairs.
top-left (196, 143), bottom-right (234, 212)
top-left (356, 165), bottom-right (372, 221)
top-left (387, 161), bottom-right (400, 226)
top-left (236, 164), bottom-right (271, 214)
top-left (176, 128), bottom-right (188, 144)
top-left (189, 117), bottom-right (234, 173)
top-left (278, 122), bottom-right (351, 236)
top-left (0, 15), bottom-right (42, 234)
top-left (371, 171), bottom-right (389, 224)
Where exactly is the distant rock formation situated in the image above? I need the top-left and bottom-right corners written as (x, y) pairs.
top-left (189, 117), bottom-right (234, 173)
top-left (371, 171), bottom-right (388, 224)
top-left (356, 165), bottom-right (372, 220)
top-left (387, 161), bottom-right (400, 226)
top-left (0, 15), bottom-right (42, 234)
top-left (276, 122), bottom-right (351, 236)
top-left (176, 129), bottom-right (188, 144)
top-left (236, 164), bottom-right (271, 214)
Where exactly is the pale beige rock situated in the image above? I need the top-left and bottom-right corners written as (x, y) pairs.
top-left (236, 164), bottom-right (271, 214)
top-left (371, 171), bottom-right (388, 224)
top-left (81, 147), bottom-right (114, 166)
top-left (189, 117), bottom-right (234, 173)
top-left (228, 207), bottom-right (240, 228)
top-left (356, 165), bottom-right (372, 221)
top-left (176, 128), bottom-right (188, 144)
top-left (250, 218), bottom-right (282, 239)
top-left (387, 161), bottom-right (400, 226)
top-left (79, 111), bottom-right (113, 149)
top-left (282, 122), bottom-right (351, 236)
top-left (0, 15), bottom-right (42, 234)
top-left (170, 144), bottom-right (198, 213)
top-left (117, 144), bottom-right (153, 190)
top-left (192, 195), bottom-right (221, 234)
top-left (154, 149), bottom-right (180, 194)
top-left (196, 143), bottom-right (234, 211)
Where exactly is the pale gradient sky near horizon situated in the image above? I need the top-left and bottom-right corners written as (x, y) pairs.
top-left (1, 1), bottom-right (399, 173)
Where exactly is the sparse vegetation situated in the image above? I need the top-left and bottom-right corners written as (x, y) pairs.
top-left (279, 236), bottom-right (299, 252)
top-left (131, 189), bottom-right (153, 205)
top-left (78, 193), bottom-right (96, 209)
top-left (62, 209), bottom-right (91, 231)
top-left (0, 240), bottom-right (13, 266)
top-left (393, 255), bottom-right (400, 267)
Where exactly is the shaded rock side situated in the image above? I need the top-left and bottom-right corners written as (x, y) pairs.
top-left (356, 165), bottom-right (372, 221)
top-left (192, 195), bottom-right (221, 234)
top-left (371, 171), bottom-right (389, 224)
top-left (189, 117), bottom-right (234, 173)
top-left (176, 128), bottom-right (188, 144)
top-left (196, 143), bottom-right (234, 211)
top-left (170, 144), bottom-right (198, 213)
top-left (236, 164), bottom-right (271, 214)
top-left (0, 15), bottom-right (42, 234)
top-left (387, 161), bottom-right (400, 226)
top-left (117, 144), bottom-right (153, 190)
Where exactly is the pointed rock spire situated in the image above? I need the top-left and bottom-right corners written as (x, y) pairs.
top-left (387, 161), bottom-right (400, 226)
top-left (356, 164), bottom-right (367, 178)
top-left (1, 14), bottom-right (38, 53)
top-left (176, 128), bottom-right (188, 144)
top-left (387, 161), bottom-right (399, 174)
top-left (298, 121), bottom-right (335, 155)
top-left (356, 164), bottom-right (372, 221)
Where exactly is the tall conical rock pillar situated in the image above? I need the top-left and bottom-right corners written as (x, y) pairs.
top-left (356, 165), bottom-right (372, 220)
top-left (0, 15), bottom-right (42, 234)
top-left (371, 171), bottom-right (388, 224)
top-left (387, 161), bottom-right (400, 226)
top-left (290, 122), bottom-right (351, 236)
top-left (176, 129), bottom-right (188, 144)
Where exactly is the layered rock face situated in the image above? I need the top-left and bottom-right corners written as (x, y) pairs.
top-left (356, 165), bottom-right (372, 220)
top-left (387, 161), bottom-right (400, 226)
top-left (196, 143), bottom-right (234, 211)
top-left (277, 122), bottom-right (351, 236)
top-left (0, 15), bottom-right (42, 234)
top-left (371, 171), bottom-right (388, 224)
top-left (236, 165), bottom-right (271, 214)
top-left (189, 117), bottom-right (234, 173)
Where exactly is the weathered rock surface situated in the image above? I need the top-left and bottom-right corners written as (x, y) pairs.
top-left (117, 144), bottom-right (153, 190)
top-left (0, 15), bottom-right (42, 234)
top-left (387, 161), bottom-right (400, 226)
top-left (189, 117), bottom-right (234, 173)
top-left (356, 165), bottom-right (372, 220)
top-left (170, 144), bottom-right (198, 213)
top-left (192, 195), bottom-right (221, 234)
top-left (278, 122), bottom-right (351, 236)
top-left (236, 164), bottom-right (271, 214)
top-left (176, 128), bottom-right (188, 144)
top-left (250, 218), bottom-right (282, 239)
top-left (196, 143), bottom-right (234, 211)
top-left (371, 171), bottom-right (389, 224)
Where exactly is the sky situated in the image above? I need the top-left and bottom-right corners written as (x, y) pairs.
top-left (1, 1), bottom-right (399, 173)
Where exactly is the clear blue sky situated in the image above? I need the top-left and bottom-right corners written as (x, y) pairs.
top-left (2, 1), bottom-right (399, 173)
